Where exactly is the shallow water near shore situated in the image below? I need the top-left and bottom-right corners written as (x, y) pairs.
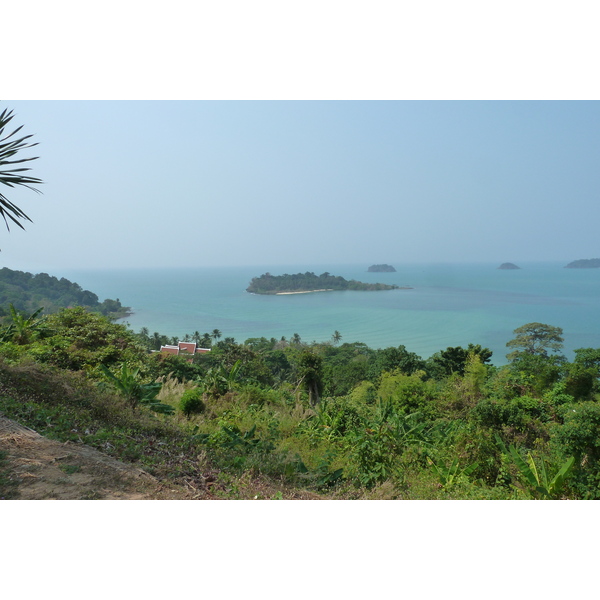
top-left (63, 262), bottom-right (600, 365)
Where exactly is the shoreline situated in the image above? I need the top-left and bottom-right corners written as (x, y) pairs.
top-left (275, 289), bottom-right (334, 295)
top-left (262, 286), bottom-right (413, 295)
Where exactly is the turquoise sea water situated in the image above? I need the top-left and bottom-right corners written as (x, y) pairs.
top-left (63, 263), bottom-right (600, 365)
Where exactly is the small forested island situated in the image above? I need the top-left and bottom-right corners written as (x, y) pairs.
top-left (368, 264), bottom-right (396, 273)
top-left (246, 271), bottom-right (402, 295)
top-left (0, 267), bottom-right (131, 319)
top-left (498, 263), bottom-right (521, 270)
top-left (565, 258), bottom-right (600, 269)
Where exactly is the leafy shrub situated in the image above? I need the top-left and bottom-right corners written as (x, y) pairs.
top-left (236, 383), bottom-right (282, 407)
top-left (180, 388), bottom-right (206, 418)
top-left (471, 395), bottom-right (551, 431)
top-left (555, 401), bottom-right (600, 447)
top-left (563, 363), bottom-right (597, 400)
top-left (349, 380), bottom-right (377, 405)
top-left (543, 381), bottom-right (575, 408)
top-left (28, 307), bottom-right (146, 372)
top-left (376, 371), bottom-right (439, 419)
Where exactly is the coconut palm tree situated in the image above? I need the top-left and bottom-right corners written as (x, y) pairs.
top-left (151, 332), bottom-right (163, 350)
top-left (211, 329), bottom-right (222, 341)
top-left (332, 330), bottom-right (342, 345)
top-left (0, 107), bottom-right (43, 230)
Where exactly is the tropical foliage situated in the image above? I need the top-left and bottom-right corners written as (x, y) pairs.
top-left (0, 267), bottom-right (130, 318)
top-left (0, 107), bottom-right (42, 230)
top-left (2, 303), bottom-right (599, 499)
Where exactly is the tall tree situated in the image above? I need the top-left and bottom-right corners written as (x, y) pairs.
top-left (0, 108), bottom-right (43, 230)
top-left (506, 322), bottom-right (564, 361)
top-left (332, 330), bottom-right (342, 345)
top-left (211, 328), bottom-right (222, 341)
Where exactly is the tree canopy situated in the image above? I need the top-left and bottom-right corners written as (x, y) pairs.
top-left (506, 322), bottom-right (564, 360)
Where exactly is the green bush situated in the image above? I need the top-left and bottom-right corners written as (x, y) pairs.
top-left (471, 395), bottom-right (551, 431)
top-left (180, 388), bottom-right (206, 418)
top-left (376, 371), bottom-right (439, 419)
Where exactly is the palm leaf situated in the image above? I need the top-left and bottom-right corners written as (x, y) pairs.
top-left (0, 107), bottom-right (43, 230)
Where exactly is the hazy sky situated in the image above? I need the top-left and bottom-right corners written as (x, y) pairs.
top-left (3, 100), bottom-right (600, 272)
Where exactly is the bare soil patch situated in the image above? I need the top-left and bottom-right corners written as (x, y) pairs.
top-left (0, 416), bottom-right (191, 500)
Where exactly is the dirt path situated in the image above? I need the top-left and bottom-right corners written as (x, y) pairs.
top-left (0, 417), bottom-right (191, 500)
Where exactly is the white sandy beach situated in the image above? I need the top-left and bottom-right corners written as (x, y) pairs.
top-left (275, 289), bottom-right (334, 295)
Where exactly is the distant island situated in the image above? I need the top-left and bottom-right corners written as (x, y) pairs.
top-left (368, 264), bottom-right (396, 273)
top-left (498, 263), bottom-right (521, 270)
top-left (565, 259), bottom-right (600, 269)
top-left (246, 271), bottom-right (403, 295)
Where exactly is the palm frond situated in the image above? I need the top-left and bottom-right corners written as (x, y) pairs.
top-left (0, 107), bottom-right (43, 230)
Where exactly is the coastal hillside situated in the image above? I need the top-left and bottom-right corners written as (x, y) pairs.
top-left (246, 271), bottom-right (400, 294)
top-left (2, 311), bottom-right (599, 500)
top-left (0, 267), bottom-right (130, 319)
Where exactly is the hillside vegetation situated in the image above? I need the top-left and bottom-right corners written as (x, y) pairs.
top-left (0, 267), bottom-right (130, 319)
top-left (2, 299), bottom-right (600, 500)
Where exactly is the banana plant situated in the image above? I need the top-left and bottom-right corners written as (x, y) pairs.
top-left (0, 322), bottom-right (15, 342)
top-left (202, 360), bottom-right (241, 398)
top-left (495, 434), bottom-right (575, 499)
top-left (100, 363), bottom-right (173, 414)
top-left (428, 457), bottom-right (479, 489)
top-left (5, 303), bottom-right (46, 344)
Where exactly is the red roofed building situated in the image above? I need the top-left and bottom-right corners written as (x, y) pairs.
top-left (160, 342), bottom-right (211, 361)
top-left (160, 345), bottom-right (180, 355)
top-left (178, 342), bottom-right (197, 355)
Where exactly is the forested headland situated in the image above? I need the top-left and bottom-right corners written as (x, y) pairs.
top-left (0, 267), bottom-right (130, 319)
top-left (246, 271), bottom-right (401, 294)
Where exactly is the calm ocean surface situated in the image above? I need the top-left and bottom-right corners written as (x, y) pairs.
top-left (63, 262), bottom-right (600, 365)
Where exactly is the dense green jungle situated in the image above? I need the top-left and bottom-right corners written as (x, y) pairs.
top-left (0, 267), bottom-right (130, 319)
top-left (1, 297), bottom-right (599, 500)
